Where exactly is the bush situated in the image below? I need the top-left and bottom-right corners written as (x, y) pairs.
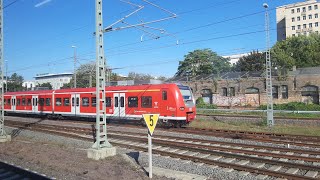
top-left (196, 97), bottom-right (217, 109)
top-left (258, 102), bottom-right (320, 111)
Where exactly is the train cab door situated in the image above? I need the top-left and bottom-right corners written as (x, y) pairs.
top-left (32, 95), bottom-right (39, 113)
top-left (11, 96), bottom-right (16, 111)
top-left (71, 94), bottom-right (80, 116)
top-left (113, 93), bottom-right (125, 118)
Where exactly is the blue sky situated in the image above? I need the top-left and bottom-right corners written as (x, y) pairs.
top-left (4, 0), bottom-right (302, 80)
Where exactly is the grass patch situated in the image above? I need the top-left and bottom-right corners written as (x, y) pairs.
top-left (189, 119), bottom-right (320, 136)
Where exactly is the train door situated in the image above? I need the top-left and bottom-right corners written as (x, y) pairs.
top-left (11, 96), bottom-right (16, 111)
top-left (32, 95), bottom-right (39, 113)
top-left (160, 89), bottom-right (169, 115)
top-left (113, 93), bottom-right (125, 118)
top-left (71, 94), bottom-right (80, 116)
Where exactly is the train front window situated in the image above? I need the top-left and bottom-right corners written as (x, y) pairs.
top-left (178, 85), bottom-right (195, 106)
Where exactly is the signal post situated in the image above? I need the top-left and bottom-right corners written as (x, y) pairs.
top-left (143, 114), bottom-right (160, 178)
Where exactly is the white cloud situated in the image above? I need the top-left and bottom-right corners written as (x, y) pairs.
top-left (35, 0), bottom-right (52, 8)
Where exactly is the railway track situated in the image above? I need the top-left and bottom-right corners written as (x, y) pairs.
top-left (4, 120), bottom-right (320, 179)
top-left (0, 161), bottom-right (51, 180)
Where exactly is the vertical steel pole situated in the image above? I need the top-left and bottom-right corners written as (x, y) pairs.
top-left (5, 60), bottom-right (7, 92)
top-left (0, 0), bottom-right (5, 136)
top-left (264, 3), bottom-right (274, 126)
top-left (73, 46), bottom-right (77, 88)
top-left (148, 133), bottom-right (152, 178)
top-left (93, 0), bottom-right (111, 149)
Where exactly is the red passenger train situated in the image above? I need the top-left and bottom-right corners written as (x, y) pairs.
top-left (3, 83), bottom-right (196, 126)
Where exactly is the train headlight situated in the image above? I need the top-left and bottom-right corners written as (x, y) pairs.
top-left (179, 107), bottom-right (185, 111)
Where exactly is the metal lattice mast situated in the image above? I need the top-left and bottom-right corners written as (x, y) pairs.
top-left (264, 3), bottom-right (274, 126)
top-left (93, 0), bottom-right (112, 149)
top-left (0, 0), bottom-right (5, 136)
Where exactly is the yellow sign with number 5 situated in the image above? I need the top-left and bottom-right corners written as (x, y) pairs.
top-left (143, 114), bottom-right (160, 136)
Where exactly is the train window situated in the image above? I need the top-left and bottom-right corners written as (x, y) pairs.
top-left (76, 98), bottom-right (79, 107)
top-left (27, 99), bottom-right (31, 106)
top-left (55, 98), bottom-right (62, 106)
top-left (128, 96), bottom-right (138, 107)
top-left (120, 97), bottom-right (124, 107)
top-left (64, 98), bottom-right (70, 106)
top-left (72, 98), bottom-right (75, 107)
top-left (46, 98), bottom-right (51, 106)
top-left (114, 97), bottom-right (118, 107)
top-left (3, 99), bottom-right (6, 105)
top-left (162, 91), bottom-right (167, 100)
top-left (36, 98), bottom-right (38, 106)
top-left (22, 98), bottom-right (26, 106)
top-left (7, 99), bottom-right (10, 105)
top-left (106, 97), bottom-right (112, 107)
top-left (141, 96), bottom-right (152, 108)
top-left (39, 98), bottom-right (44, 106)
top-left (82, 97), bottom-right (89, 107)
top-left (17, 99), bottom-right (21, 106)
top-left (91, 97), bottom-right (96, 107)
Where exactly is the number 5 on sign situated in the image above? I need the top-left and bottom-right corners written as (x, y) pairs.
top-left (143, 114), bottom-right (159, 136)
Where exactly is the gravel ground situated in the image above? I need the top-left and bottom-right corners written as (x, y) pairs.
top-left (0, 127), bottom-right (170, 180)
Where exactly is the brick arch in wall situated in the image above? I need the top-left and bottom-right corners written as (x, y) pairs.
top-left (201, 88), bottom-right (213, 104)
top-left (244, 87), bottom-right (260, 107)
top-left (301, 85), bottom-right (319, 104)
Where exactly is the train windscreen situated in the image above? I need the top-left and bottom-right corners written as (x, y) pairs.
top-left (178, 85), bottom-right (195, 107)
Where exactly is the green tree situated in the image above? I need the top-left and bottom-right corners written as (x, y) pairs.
top-left (127, 72), bottom-right (154, 80)
top-left (36, 82), bottom-right (52, 90)
top-left (234, 50), bottom-right (265, 72)
top-left (7, 73), bottom-right (24, 92)
top-left (271, 33), bottom-right (320, 69)
top-left (176, 49), bottom-right (231, 76)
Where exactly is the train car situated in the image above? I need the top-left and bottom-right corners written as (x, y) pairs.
top-left (3, 83), bottom-right (196, 127)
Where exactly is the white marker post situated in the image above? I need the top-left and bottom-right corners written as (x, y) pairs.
top-left (143, 114), bottom-right (159, 179)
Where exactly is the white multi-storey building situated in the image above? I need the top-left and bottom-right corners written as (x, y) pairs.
top-left (34, 73), bottom-right (73, 90)
top-left (277, 0), bottom-right (320, 41)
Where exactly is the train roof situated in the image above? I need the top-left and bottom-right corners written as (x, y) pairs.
top-left (4, 83), bottom-right (189, 95)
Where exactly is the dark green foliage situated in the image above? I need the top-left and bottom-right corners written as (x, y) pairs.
top-left (7, 73), bottom-right (24, 92)
top-left (234, 50), bottom-right (265, 72)
top-left (176, 49), bottom-right (231, 76)
top-left (258, 102), bottom-right (320, 111)
top-left (271, 33), bottom-right (320, 69)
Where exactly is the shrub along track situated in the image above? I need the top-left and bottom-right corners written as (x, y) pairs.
top-left (4, 120), bottom-right (320, 180)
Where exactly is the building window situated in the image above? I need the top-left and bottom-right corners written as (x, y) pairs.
top-left (46, 98), bottom-right (51, 106)
top-left (303, 24), bottom-right (307, 28)
top-left (298, 25), bottom-right (301, 29)
top-left (297, 16), bottom-right (300, 21)
top-left (292, 26), bottom-right (295, 30)
top-left (309, 23), bottom-right (312, 28)
top-left (292, 34), bottom-right (295, 37)
top-left (91, 97), bottom-right (96, 107)
top-left (291, 9), bottom-right (294, 13)
top-left (56, 98), bottom-right (62, 106)
top-left (222, 88), bottom-right (227, 96)
top-left (303, 7), bottom-right (306, 12)
top-left (82, 97), bottom-right (89, 107)
top-left (309, 14), bottom-right (312, 19)
top-left (297, 8), bottom-right (300, 13)
top-left (162, 91), bottom-right (167, 100)
top-left (229, 87), bottom-right (235, 97)
top-left (303, 15), bottom-right (306, 20)
top-left (272, 86), bottom-right (279, 99)
top-left (292, 17), bottom-right (295, 22)
top-left (128, 96), bottom-right (138, 107)
top-left (281, 85), bottom-right (288, 99)
top-left (141, 96), bottom-right (152, 108)
top-left (106, 97), bottom-right (112, 107)
top-left (308, 6), bottom-right (312, 10)
top-left (304, 31), bottom-right (307, 35)
top-left (315, 13), bottom-right (318, 18)
top-left (316, 31), bottom-right (319, 34)
top-left (315, 5), bottom-right (318, 10)
top-left (64, 98), bottom-right (70, 106)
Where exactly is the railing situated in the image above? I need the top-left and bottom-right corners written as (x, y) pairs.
top-left (197, 108), bottom-right (320, 114)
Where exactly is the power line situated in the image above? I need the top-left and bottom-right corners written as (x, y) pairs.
top-left (4, 0), bottom-right (20, 9)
